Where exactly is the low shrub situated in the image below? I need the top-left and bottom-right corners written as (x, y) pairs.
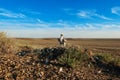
top-left (58, 47), bottom-right (90, 67)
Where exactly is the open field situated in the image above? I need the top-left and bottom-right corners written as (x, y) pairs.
top-left (16, 38), bottom-right (120, 54)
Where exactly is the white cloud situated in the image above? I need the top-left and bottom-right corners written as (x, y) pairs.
top-left (1, 19), bottom-right (120, 30)
top-left (1, 19), bottom-right (120, 38)
top-left (77, 10), bottom-right (112, 20)
top-left (77, 10), bottom-right (93, 18)
top-left (2, 28), bottom-right (120, 38)
top-left (95, 14), bottom-right (112, 20)
top-left (0, 21), bottom-right (49, 29)
top-left (0, 8), bottom-right (26, 18)
top-left (36, 19), bottom-right (45, 23)
top-left (111, 7), bottom-right (120, 15)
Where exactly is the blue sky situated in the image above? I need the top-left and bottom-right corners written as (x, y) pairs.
top-left (0, 0), bottom-right (120, 38)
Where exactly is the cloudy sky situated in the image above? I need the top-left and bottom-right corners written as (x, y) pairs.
top-left (0, 0), bottom-right (120, 38)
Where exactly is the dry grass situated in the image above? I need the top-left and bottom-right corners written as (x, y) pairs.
top-left (15, 38), bottom-right (120, 48)
top-left (0, 32), bottom-right (18, 54)
top-left (16, 38), bottom-right (59, 48)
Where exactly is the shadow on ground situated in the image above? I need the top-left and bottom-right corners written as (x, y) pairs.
top-left (93, 56), bottom-right (120, 78)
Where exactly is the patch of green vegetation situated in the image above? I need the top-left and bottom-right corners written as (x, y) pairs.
top-left (94, 53), bottom-right (120, 67)
top-left (58, 47), bottom-right (90, 68)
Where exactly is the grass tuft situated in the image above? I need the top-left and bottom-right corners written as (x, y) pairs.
top-left (58, 47), bottom-right (90, 68)
top-left (94, 53), bottom-right (120, 67)
top-left (0, 32), bottom-right (18, 54)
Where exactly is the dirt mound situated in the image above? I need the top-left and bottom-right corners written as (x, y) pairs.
top-left (0, 47), bottom-right (120, 80)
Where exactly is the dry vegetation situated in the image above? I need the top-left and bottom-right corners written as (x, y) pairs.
top-left (0, 32), bottom-right (120, 80)
top-left (0, 32), bottom-right (18, 54)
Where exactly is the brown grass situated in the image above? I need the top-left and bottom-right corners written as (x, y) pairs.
top-left (0, 32), bottom-right (18, 54)
top-left (15, 38), bottom-right (120, 54)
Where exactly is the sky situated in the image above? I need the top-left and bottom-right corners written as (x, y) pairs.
top-left (0, 0), bottom-right (120, 38)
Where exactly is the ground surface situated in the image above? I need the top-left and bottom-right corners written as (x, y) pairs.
top-left (0, 38), bottom-right (120, 80)
top-left (16, 38), bottom-right (120, 54)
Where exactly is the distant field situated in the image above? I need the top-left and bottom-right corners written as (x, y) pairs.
top-left (16, 38), bottom-right (120, 54)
